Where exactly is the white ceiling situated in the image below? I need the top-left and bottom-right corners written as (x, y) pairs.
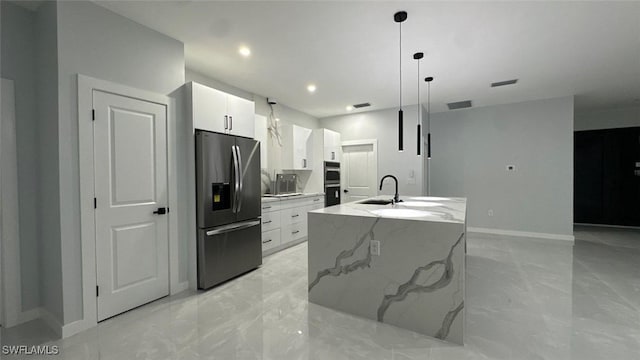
top-left (95, 1), bottom-right (640, 118)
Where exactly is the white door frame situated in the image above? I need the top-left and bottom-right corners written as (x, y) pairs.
top-left (76, 75), bottom-right (182, 336)
top-left (341, 139), bottom-right (379, 200)
top-left (1, 78), bottom-right (23, 328)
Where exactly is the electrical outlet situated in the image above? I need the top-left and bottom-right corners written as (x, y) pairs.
top-left (488, 209), bottom-right (494, 217)
top-left (370, 240), bottom-right (380, 256)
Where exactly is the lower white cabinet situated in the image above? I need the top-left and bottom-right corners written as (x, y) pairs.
top-left (261, 228), bottom-right (281, 252)
top-left (260, 194), bottom-right (323, 254)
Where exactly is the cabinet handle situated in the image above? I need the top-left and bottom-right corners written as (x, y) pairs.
top-left (303, 159), bottom-right (307, 168)
top-left (292, 230), bottom-right (300, 234)
top-left (229, 115), bottom-right (233, 131)
top-left (262, 206), bottom-right (271, 209)
top-left (263, 239), bottom-right (272, 244)
top-left (331, 151), bottom-right (335, 160)
top-left (292, 214), bottom-right (299, 218)
top-left (224, 115), bottom-right (228, 130)
top-left (313, 198), bottom-right (320, 202)
top-left (263, 220), bottom-right (272, 224)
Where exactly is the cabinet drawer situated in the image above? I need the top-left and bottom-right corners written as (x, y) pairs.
top-left (261, 201), bottom-right (281, 213)
top-left (261, 212), bottom-right (280, 232)
top-left (281, 222), bottom-right (307, 245)
top-left (261, 228), bottom-right (281, 252)
top-left (281, 206), bottom-right (305, 225)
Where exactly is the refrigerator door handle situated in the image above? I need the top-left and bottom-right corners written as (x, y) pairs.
top-left (232, 145), bottom-right (240, 213)
top-left (237, 145), bottom-right (244, 212)
top-left (205, 219), bottom-right (261, 236)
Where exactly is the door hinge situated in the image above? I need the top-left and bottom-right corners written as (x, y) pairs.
top-left (94, 198), bottom-right (97, 209)
top-left (96, 286), bottom-right (99, 297)
top-left (92, 109), bottom-right (95, 121)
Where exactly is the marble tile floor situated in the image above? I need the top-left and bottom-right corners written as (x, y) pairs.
top-left (1, 225), bottom-right (639, 359)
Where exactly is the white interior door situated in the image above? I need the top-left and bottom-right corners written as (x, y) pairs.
top-left (341, 141), bottom-right (377, 202)
top-left (93, 90), bottom-right (169, 321)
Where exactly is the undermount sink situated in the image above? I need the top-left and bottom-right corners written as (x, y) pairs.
top-left (358, 199), bottom-right (394, 205)
top-left (370, 208), bottom-right (434, 218)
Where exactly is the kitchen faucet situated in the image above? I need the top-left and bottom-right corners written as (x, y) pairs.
top-left (379, 175), bottom-right (401, 203)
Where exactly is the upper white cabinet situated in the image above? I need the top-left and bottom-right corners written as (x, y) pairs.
top-left (281, 123), bottom-right (313, 170)
top-left (189, 82), bottom-right (255, 138)
top-left (323, 129), bottom-right (341, 162)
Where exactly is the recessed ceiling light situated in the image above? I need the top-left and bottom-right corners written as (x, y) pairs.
top-left (346, 105), bottom-right (354, 111)
top-left (238, 46), bottom-right (251, 57)
top-left (307, 84), bottom-right (316, 93)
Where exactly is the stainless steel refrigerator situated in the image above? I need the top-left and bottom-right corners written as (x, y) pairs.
top-left (195, 130), bottom-right (262, 289)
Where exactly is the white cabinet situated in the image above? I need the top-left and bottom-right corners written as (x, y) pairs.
top-left (323, 129), bottom-right (342, 162)
top-left (188, 81), bottom-right (255, 138)
top-left (281, 124), bottom-right (313, 170)
top-left (260, 195), bottom-right (324, 255)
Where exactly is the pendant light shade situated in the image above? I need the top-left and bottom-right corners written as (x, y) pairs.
top-left (414, 52), bottom-right (424, 156)
top-left (395, 11), bottom-right (407, 152)
top-left (425, 76), bottom-right (434, 158)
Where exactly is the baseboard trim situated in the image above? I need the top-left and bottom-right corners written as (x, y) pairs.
top-left (171, 281), bottom-right (189, 295)
top-left (468, 227), bottom-right (575, 244)
top-left (62, 318), bottom-right (95, 338)
top-left (16, 307), bottom-right (41, 325)
top-left (575, 223), bottom-right (640, 230)
top-left (39, 308), bottom-right (62, 338)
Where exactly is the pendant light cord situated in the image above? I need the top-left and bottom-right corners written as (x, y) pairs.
top-left (399, 21), bottom-right (402, 111)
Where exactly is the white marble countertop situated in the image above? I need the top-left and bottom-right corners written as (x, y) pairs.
top-left (310, 195), bottom-right (466, 224)
top-left (261, 192), bottom-right (324, 203)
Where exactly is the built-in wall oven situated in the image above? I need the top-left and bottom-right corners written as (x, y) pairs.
top-left (324, 161), bottom-right (341, 206)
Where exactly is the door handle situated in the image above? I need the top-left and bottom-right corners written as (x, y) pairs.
top-left (232, 145), bottom-right (240, 213)
top-left (153, 207), bottom-right (167, 215)
top-left (236, 145), bottom-right (244, 212)
top-left (206, 219), bottom-right (260, 236)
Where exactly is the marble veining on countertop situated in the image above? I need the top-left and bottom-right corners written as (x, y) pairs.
top-left (310, 195), bottom-right (466, 224)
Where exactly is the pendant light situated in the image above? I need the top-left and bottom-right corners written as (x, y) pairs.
top-left (394, 11), bottom-right (407, 152)
top-left (425, 76), bottom-right (434, 158)
top-left (414, 52), bottom-right (424, 156)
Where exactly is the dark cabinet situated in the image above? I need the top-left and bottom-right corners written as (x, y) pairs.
top-left (574, 127), bottom-right (640, 226)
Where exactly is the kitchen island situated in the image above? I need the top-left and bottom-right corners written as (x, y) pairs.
top-left (307, 196), bottom-right (467, 344)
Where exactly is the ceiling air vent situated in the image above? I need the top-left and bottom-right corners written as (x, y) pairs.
top-left (491, 79), bottom-right (518, 87)
top-left (352, 102), bottom-right (371, 109)
top-left (447, 100), bottom-right (472, 110)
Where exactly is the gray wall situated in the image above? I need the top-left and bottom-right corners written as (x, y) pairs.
top-left (1, 2), bottom-right (40, 313)
top-left (320, 106), bottom-right (424, 197)
top-left (430, 96), bottom-right (574, 236)
top-left (55, 0), bottom-right (185, 324)
top-left (574, 105), bottom-right (640, 131)
top-left (35, 0), bottom-right (63, 322)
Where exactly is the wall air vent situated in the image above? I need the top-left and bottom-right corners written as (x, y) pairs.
top-left (447, 100), bottom-right (472, 110)
top-left (491, 79), bottom-right (518, 87)
top-left (352, 102), bottom-right (371, 109)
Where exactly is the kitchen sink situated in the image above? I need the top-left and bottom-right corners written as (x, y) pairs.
top-left (358, 199), bottom-right (394, 205)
